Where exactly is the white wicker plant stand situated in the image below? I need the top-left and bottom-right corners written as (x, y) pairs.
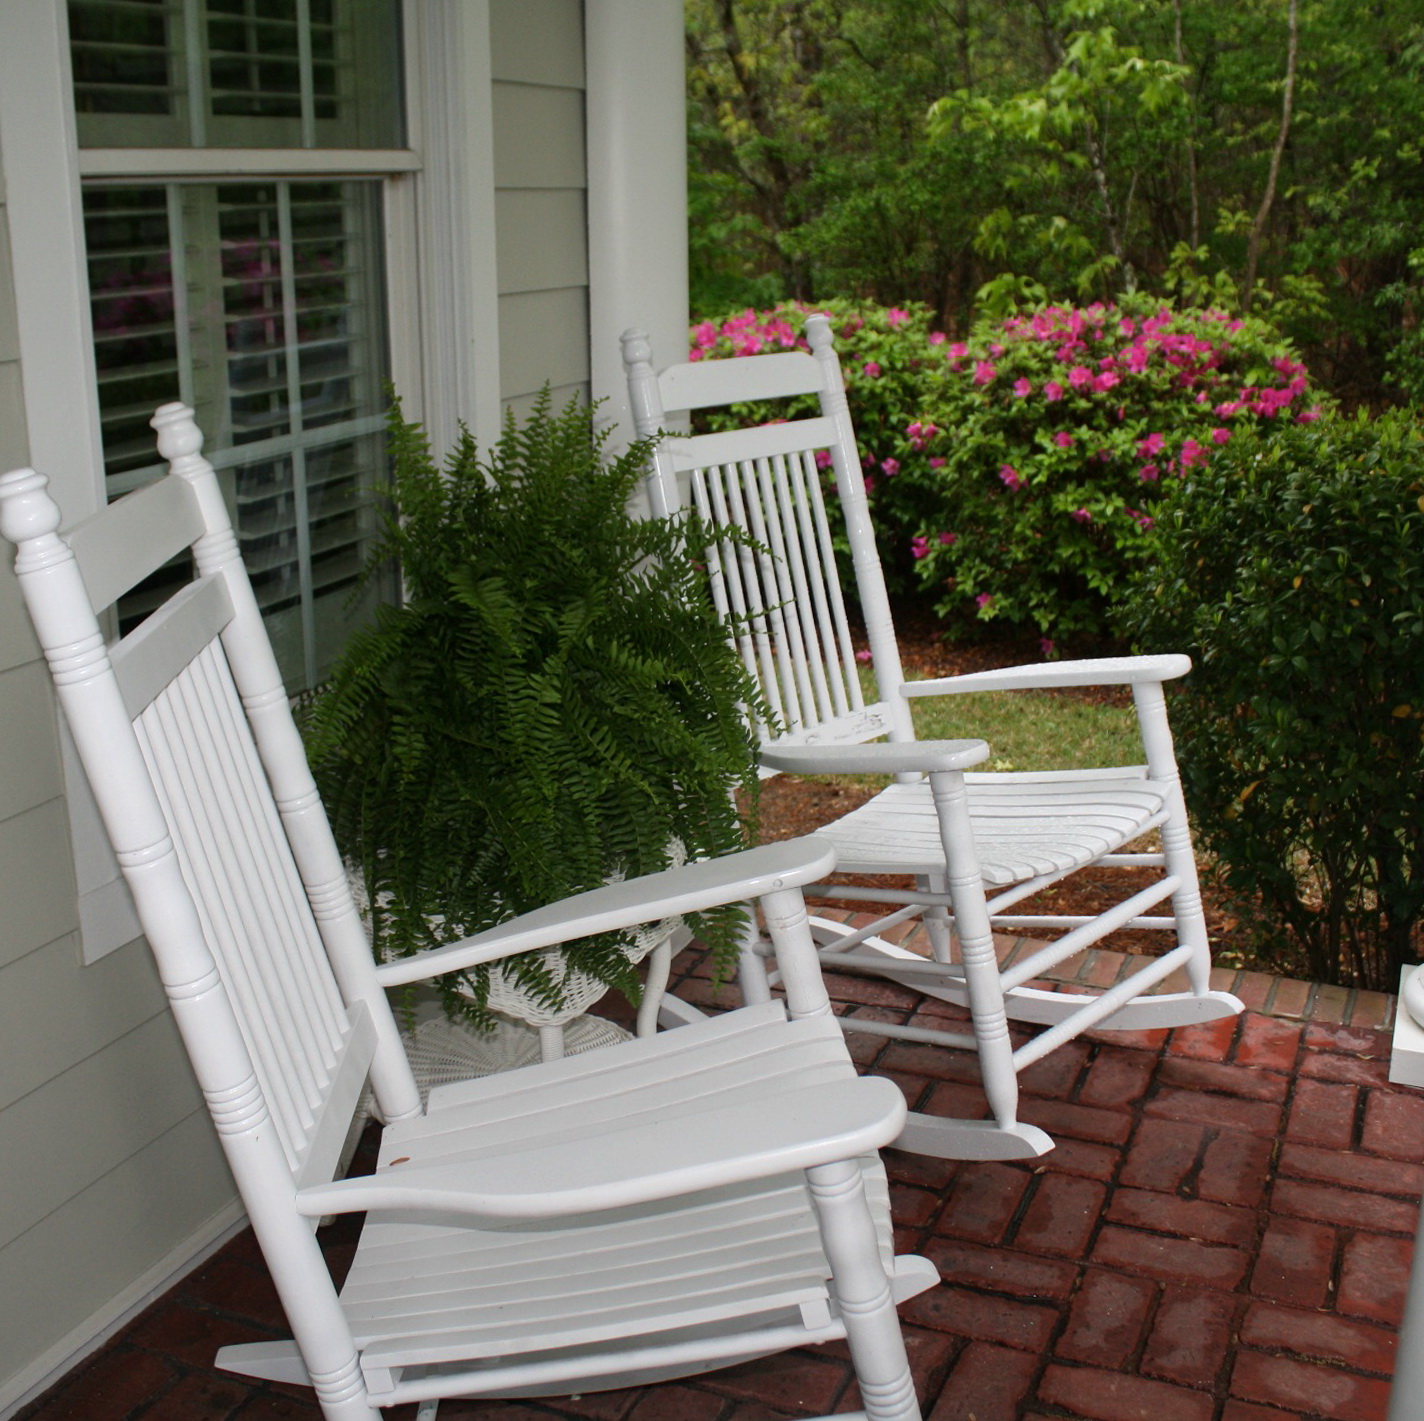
top-left (349, 866), bottom-right (681, 1106)
top-left (426, 917), bottom-right (679, 1086)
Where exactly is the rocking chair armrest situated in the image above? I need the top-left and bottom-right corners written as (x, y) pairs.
top-left (294, 1076), bottom-right (907, 1221)
top-left (759, 739), bottom-right (990, 777)
top-left (373, 837), bottom-right (838, 988)
top-left (901, 653), bottom-right (1192, 698)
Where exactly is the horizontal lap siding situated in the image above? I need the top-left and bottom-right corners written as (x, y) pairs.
top-left (0, 131), bottom-right (238, 1409)
top-left (490, 0), bottom-right (590, 410)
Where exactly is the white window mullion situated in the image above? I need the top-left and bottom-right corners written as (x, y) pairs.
top-left (275, 183), bottom-right (317, 688)
top-left (296, 0), bottom-right (316, 148)
top-left (183, 0), bottom-right (208, 147)
top-left (166, 184), bottom-right (197, 408)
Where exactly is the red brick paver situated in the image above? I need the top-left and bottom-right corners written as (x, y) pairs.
top-left (15, 937), bottom-right (1422, 1421)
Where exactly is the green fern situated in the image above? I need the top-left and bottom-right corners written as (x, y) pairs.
top-left (303, 391), bottom-right (765, 1025)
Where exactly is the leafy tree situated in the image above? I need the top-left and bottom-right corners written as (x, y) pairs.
top-left (687, 0), bottom-right (1424, 405)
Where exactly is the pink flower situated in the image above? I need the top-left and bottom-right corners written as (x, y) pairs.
top-left (998, 463), bottom-right (1025, 491)
top-left (938, 531), bottom-right (957, 545)
top-left (1137, 432), bottom-right (1165, 458)
top-left (1052, 431), bottom-right (1074, 448)
top-left (1119, 317), bottom-right (1136, 337)
top-left (975, 593), bottom-right (993, 610)
top-left (989, 342), bottom-right (1005, 357)
top-left (1070, 507), bottom-right (1092, 523)
top-left (863, 476), bottom-right (876, 494)
top-left (1126, 507), bottom-right (1155, 531)
top-left (1210, 427), bottom-right (1231, 445)
top-left (887, 307), bottom-right (910, 328)
top-left (1012, 377), bottom-right (1033, 398)
top-left (1125, 345), bottom-right (1150, 374)
top-left (1215, 400), bottom-right (1243, 417)
top-left (1068, 365), bottom-right (1093, 390)
top-left (1040, 636), bottom-right (1056, 657)
top-left (928, 456), bottom-right (947, 469)
top-left (1139, 463), bottom-right (1160, 482)
top-left (692, 320), bottom-right (718, 349)
top-left (928, 331), bottom-right (947, 346)
top-left (1093, 372), bottom-right (1120, 392)
top-left (973, 360), bottom-right (997, 385)
top-left (1043, 381), bottom-right (1065, 402)
top-left (1179, 438), bottom-right (1207, 468)
top-left (906, 421), bottom-right (923, 438)
top-left (862, 361), bottom-right (882, 379)
top-left (855, 648), bottom-right (873, 663)
top-left (910, 535), bottom-right (930, 559)
top-left (814, 449), bottom-right (833, 469)
top-left (881, 457), bottom-right (900, 477)
top-left (1296, 406), bottom-right (1322, 423)
top-left (947, 341), bottom-right (969, 359)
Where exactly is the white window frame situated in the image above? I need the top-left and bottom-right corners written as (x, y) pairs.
top-left (0, 0), bottom-right (502, 963)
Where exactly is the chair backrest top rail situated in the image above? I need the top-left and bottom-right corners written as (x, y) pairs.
top-left (660, 350), bottom-right (825, 413)
top-left (664, 416), bottom-right (840, 473)
top-left (110, 570), bottom-right (235, 719)
top-left (67, 473), bottom-right (205, 615)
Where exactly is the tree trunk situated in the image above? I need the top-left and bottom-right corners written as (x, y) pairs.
top-left (1243, 0), bottom-right (1299, 308)
top-left (1173, 0), bottom-right (1200, 250)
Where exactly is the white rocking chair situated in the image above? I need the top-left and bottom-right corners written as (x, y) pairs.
top-left (623, 316), bottom-right (1242, 1164)
top-left (0, 404), bottom-right (934, 1421)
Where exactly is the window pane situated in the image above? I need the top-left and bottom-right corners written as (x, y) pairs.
top-left (83, 179), bottom-right (394, 693)
top-left (71, 0), bottom-right (403, 149)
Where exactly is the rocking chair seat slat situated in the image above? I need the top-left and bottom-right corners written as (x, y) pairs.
top-left (301, 1005), bottom-right (900, 1221)
top-left (329, 1005), bottom-right (897, 1372)
top-left (818, 774), bottom-right (1170, 884)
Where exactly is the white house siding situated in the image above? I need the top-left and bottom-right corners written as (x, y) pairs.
top-left (0, 123), bottom-right (240, 1414)
top-left (491, 0), bottom-right (591, 421)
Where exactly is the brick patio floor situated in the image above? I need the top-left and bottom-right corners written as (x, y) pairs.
top-left (17, 931), bottom-right (1424, 1421)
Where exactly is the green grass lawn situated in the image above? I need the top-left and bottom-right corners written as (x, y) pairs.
top-left (904, 682), bottom-right (1142, 772)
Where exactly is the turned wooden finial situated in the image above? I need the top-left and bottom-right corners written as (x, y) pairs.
top-left (150, 402), bottom-right (205, 463)
top-left (0, 469), bottom-right (63, 549)
top-left (805, 314), bottom-right (833, 352)
top-left (621, 328), bottom-right (653, 369)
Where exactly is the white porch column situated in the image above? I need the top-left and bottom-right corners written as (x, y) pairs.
top-left (585, 0), bottom-right (689, 454)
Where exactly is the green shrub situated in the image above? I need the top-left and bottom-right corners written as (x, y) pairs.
top-left (1124, 410), bottom-right (1424, 990)
top-left (905, 298), bottom-right (1326, 641)
top-left (303, 393), bottom-right (763, 1023)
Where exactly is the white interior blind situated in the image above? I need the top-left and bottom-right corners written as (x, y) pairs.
top-left (69, 0), bottom-right (403, 149)
top-left (83, 178), bottom-right (393, 692)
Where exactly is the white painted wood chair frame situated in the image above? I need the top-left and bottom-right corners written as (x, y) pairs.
top-left (0, 404), bottom-right (933, 1421)
top-left (623, 317), bottom-right (1241, 1163)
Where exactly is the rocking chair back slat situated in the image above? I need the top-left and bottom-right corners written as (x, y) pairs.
top-left (688, 436), bottom-right (886, 755)
top-left (134, 636), bottom-right (351, 1169)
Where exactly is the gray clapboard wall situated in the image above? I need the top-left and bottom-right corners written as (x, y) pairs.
top-left (0, 130), bottom-right (239, 1412)
top-left (491, 0), bottom-right (590, 420)
top-left (0, 4), bottom-right (601, 1404)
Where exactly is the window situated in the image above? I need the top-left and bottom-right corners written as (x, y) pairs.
top-left (70, 0), bottom-right (406, 691)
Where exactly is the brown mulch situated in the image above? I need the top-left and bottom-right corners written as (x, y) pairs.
top-left (750, 612), bottom-right (1245, 963)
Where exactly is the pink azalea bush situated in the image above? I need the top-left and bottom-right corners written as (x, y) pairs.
top-left (907, 299), bottom-right (1327, 636)
top-left (689, 298), bottom-right (1325, 629)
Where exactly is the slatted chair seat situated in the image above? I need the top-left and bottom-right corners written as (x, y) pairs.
top-left (823, 769), bottom-right (1168, 883)
top-left (0, 404), bottom-right (932, 1421)
top-left (624, 317), bottom-right (1243, 1165)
